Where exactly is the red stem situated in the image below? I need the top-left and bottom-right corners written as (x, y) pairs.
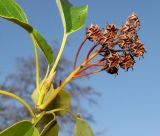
top-left (85, 43), bottom-right (99, 61)
top-left (73, 37), bottom-right (88, 70)
top-left (74, 69), bottom-right (102, 78)
top-left (79, 61), bottom-right (104, 74)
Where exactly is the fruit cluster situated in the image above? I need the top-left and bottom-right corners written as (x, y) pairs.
top-left (85, 13), bottom-right (145, 74)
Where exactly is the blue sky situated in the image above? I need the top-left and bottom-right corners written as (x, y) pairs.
top-left (0, 0), bottom-right (160, 136)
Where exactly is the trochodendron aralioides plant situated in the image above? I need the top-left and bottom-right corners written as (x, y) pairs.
top-left (0, 0), bottom-right (145, 136)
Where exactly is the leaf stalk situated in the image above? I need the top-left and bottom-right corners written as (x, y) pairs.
top-left (30, 34), bottom-right (40, 92)
top-left (0, 90), bottom-right (34, 117)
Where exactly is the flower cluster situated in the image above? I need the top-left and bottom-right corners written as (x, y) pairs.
top-left (73, 13), bottom-right (145, 78)
top-left (85, 13), bottom-right (145, 75)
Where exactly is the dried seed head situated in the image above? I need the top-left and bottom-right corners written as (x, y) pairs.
top-left (102, 50), bottom-right (120, 75)
top-left (126, 12), bottom-right (140, 29)
top-left (99, 32), bottom-right (109, 46)
top-left (118, 13), bottom-right (141, 49)
top-left (86, 24), bottom-right (101, 41)
top-left (106, 24), bottom-right (119, 39)
top-left (120, 54), bottom-right (135, 70)
top-left (118, 34), bottom-right (132, 48)
top-left (99, 24), bottom-right (119, 47)
top-left (104, 49), bottom-right (118, 58)
top-left (107, 54), bottom-right (120, 68)
top-left (130, 40), bottom-right (145, 57)
top-left (81, 13), bottom-right (145, 76)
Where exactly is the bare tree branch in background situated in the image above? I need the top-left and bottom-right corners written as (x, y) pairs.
top-left (0, 50), bottom-right (100, 134)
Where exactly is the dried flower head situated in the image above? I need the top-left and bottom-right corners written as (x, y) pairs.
top-left (106, 24), bottom-right (119, 39)
top-left (118, 34), bottom-right (132, 48)
top-left (86, 24), bottom-right (101, 41)
top-left (75, 13), bottom-right (145, 77)
top-left (96, 13), bottom-right (144, 74)
top-left (126, 12), bottom-right (140, 29)
top-left (130, 40), bottom-right (145, 57)
top-left (104, 50), bottom-right (120, 68)
top-left (98, 24), bottom-right (118, 47)
top-left (120, 54), bottom-right (135, 70)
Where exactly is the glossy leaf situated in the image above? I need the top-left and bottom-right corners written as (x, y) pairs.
top-left (36, 111), bottom-right (55, 129)
top-left (0, 120), bottom-right (40, 136)
top-left (40, 120), bottom-right (59, 136)
top-left (32, 29), bottom-right (54, 65)
top-left (45, 90), bottom-right (71, 116)
top-left (56, 0), bottom-right (88, 34)
top-left (74, 118), bottom-right (94, 136)
top-left (0, 0), bottom-right (54, 65)
top-left (0, 0), bottom-right (32, 32)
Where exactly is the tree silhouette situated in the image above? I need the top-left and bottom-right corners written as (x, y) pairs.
top-left (0, 51), bottom-right (100, 134)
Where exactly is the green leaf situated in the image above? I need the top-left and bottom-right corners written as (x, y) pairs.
top-left (45, 90), bottom-right (71, 116)
top-left (31, 29), bottom-right (54, 65)
top-left (36, 111), bottom-right (55, 129)
top-left (0, 0), bottom-right (54, 65)
top-left (0, 0), bottom-right (33, 32)
top-left (40, 120), bottom-right (59, 136)
top-left (74, 118), bottom-right (94, 136)
top-left (56, 0), bottom-right (88, 34)
top-left (0, 120), bottom-right (40, 136)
